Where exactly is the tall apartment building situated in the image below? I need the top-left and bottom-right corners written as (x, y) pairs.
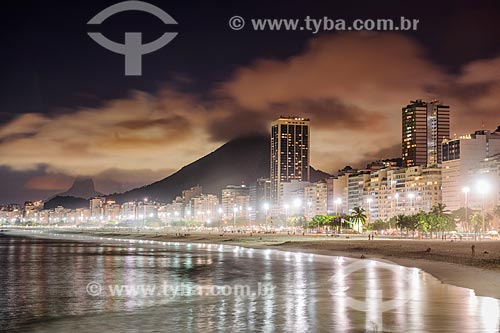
top-left (221, 185), bottom-right (250, 219)
top-left (442, 129), bottom-right (500, 211)
top-left (344, 165), bottom-right (442, 222)
top-left (326, 166), bottom-right (356, 214)
top-left (190, 194), bottom-right (220, 223)
top-left (270, 116), bottom-right (310, 205)
top-left (304, 182), bottom-right (328, 218)
top-left (253, 178), bottom-right (271, 221)
top-left (402, 99), bottom-right (450, 167)
top-left (347, 171), bottom-right (371, 213)
top-left (473, 155), bottom-right (500, 227)
top-left (89, 197), bottom-right (105, 219)
top-left (366, 168), bottom-right (391, 222)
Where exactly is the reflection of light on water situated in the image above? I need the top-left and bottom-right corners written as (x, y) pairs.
top-left (469, 290), bottom-right (500, 332)
top-left (366, 261), bottom-right (381, 331)
top-left (5, 234), bottom-right (500, 332)
top-left (406, 268), bottom-right (423, 331)
top-left (331, 260), bottom-right (350, 330)
top-left (283, 251), bottom-right (308, 331)
top-left (479, 297), bottom-right (500, 331)
top-left (264, 249), bottom-right (271, 261)
top-left (293, 253), bottom-right (307, 331)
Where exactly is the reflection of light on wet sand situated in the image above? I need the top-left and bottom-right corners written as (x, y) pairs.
top-left (2, 232), bottom-right (500, 332)
top-left (331, 257), bottom-right (350, 331)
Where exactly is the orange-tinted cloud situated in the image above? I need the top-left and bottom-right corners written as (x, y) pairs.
top-left (1, 32), bottom-right (500, 197)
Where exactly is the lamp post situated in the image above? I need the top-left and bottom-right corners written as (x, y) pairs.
top-left (395, 193), bottom-right (399, 215)
top-left (477, 180), bottom-right (489, 235)
top-left (367, 197), bottom-right (373, 224)
top-left (247, 207), bottom-right (252, 231)
top-left (293, 198), bottom-right (302, 231)
top-left (462, 186), bottom-right (470, 232)
top-left (233, 206), bottom-right (238, 230)
top-left (408, 193), bottom-right (415, 214)
top-left (335, 198), bottom-right (342, 231)
top-left (284, 204), bottom-right (290, 230)
top-left (218, 207), bottom-right (223, 229)
top-left (335, 198), bottom-right (342, 215)
top-left (263, 202), bottom-right (270, 231)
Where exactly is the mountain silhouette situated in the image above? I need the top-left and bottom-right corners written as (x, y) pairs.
top-left (45, 135), bottom-right (331, 207)
top-left (108, 135), bottom-right (330, 203)
top-left (58, 177), bottom-right (102, 199)
top-left (44, 177), bottom-right (102, 209)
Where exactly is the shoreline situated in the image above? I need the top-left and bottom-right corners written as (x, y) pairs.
top-left (4, 228), bottom-right (500, 300)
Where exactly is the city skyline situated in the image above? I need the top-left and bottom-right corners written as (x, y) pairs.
top-left (3, 3), bottom-right (500, 332)
top-left (1, 1), bottom-right (500, 204)
top-left (1, 109), bottom-right (500, 206)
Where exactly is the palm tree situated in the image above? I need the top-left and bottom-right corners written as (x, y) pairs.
top-left (350, 206), bottom-right (367, 233)
top-left (470, 212), bottom-right (483, 239)
top-left (430, 203), bottom-right (453, 238)
top-left (395, 214), bottom-right (407, 233)
top-left (493, 205), bottom-right (500, 230)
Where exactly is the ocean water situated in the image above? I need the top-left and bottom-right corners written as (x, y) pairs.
top-left (0, 233), bottom-right (499, 332)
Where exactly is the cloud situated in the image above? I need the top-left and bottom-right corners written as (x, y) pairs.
top-left (0, 90), bottom-right (223, 176)
top-left (25, 173), bottom-right (73, 191)
top-left (218, 33), bottom-right (449, 111)
top-left (1, 32), bottom-right (500, 201)
top-left (216, 33), bottom-right (453, 171)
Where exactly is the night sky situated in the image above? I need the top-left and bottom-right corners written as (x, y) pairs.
top-left (1, 0), bottom-right (500, 204)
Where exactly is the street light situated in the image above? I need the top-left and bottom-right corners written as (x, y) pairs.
top-left (462, 186), bottom-right (470, 231)
top-left (284, 204), bottom-right (290, 229)
top-left (233, 206), bottom-right (238, 230)
top-left (395, 193), bottom-right (399, 215)
top-left (263, 202), bottom-right (270, 230)
top-left (247, 207), bottom-right (253, 230)
top-left (334, 198), bottom-right (342, 215)
top-left (476, 180), bottom-right (490, 234)
top-left (367, 197), bottom-right (373, 224)
top-left (408, 193), bottom-right (415, 213)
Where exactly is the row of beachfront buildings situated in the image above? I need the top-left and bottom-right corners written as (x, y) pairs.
top-left (2, 99), bottom-right (500, 228)
top-left (3, 127), bottom-right (499, 228)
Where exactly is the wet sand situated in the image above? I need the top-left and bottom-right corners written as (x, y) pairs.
top-left (7, 229), bottom-right (500, 299)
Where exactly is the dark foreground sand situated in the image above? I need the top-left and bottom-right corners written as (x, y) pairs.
top-left (7, 229), bottom-right (500, 299)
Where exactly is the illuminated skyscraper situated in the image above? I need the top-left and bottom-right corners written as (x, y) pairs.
top-left (270, 116), bottom-right (310, 204)
top-left (402, 99), bottom-right (450, 167)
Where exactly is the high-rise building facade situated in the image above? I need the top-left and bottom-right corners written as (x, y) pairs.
top-left (270, 116), bottom-right (310, 204)
top-left (221, 185), bottom-right (250, 219)
top-left (402, 99), bottom-right (450, 167)
top-left (442, 130), bottom-right (500, 211)
top-left (304, 181), bottom-right (328, 218)
top-left (253, 178), bottom-right (271, 221)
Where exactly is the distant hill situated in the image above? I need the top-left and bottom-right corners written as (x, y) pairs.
top-left (108, 135), bottom-right (331, 203)
top-left (44, 196), bottom-right (88, 210)
top-left (43, 135), bottom-right (331, 208)
top-left (58, 177), bottom-right (102, 199)
top-left (44, 177), bottom-right (102, 209)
